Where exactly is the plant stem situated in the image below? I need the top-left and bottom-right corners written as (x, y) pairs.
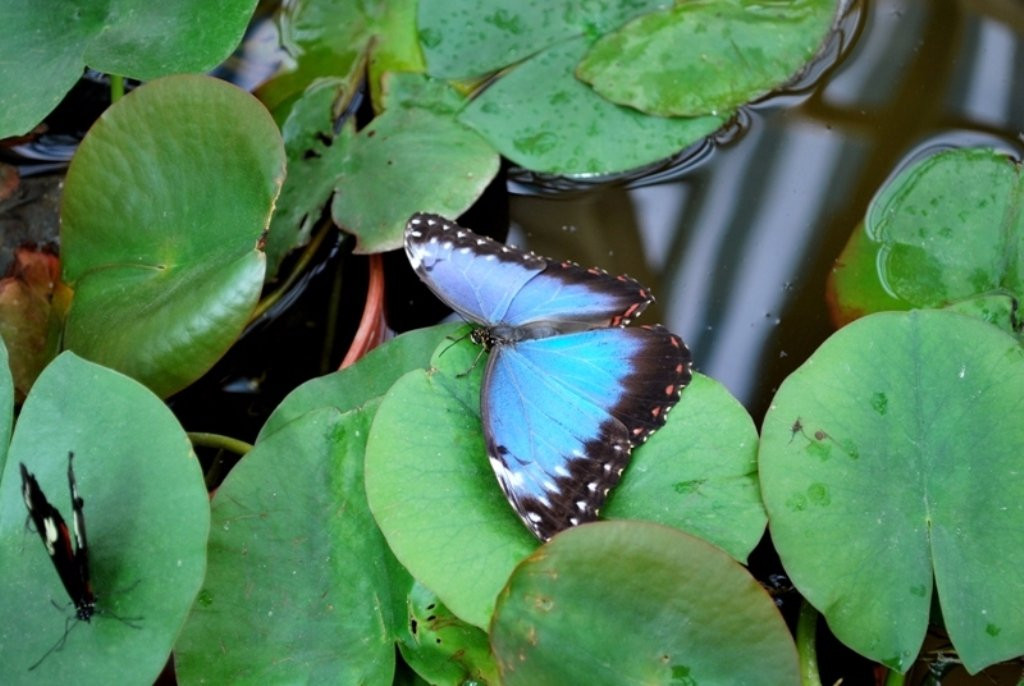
top-left (187, 431), bottom-right (252, 456)
top-left (796, 598), bottom-right (822, 686)
top-left (884, 669), bottom-right (905, 686)
top-left (110, 74), bottom-right (125, 102)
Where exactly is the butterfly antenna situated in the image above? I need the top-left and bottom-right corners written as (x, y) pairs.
top-left (28, 614), bottom-right (81, 671)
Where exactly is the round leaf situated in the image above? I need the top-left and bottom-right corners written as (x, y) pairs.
top-left (62, 75), bottom-right (285, 397)
top-left (0, 352), bottom-right (209, 683)
top-left (460, 37), bottom-right (725, 176)
top-left (332, 101), bottom-right (499, 254)
top-left (0, 0), bottom-right (258, 137)
top-left (365, 329), bottom-right (761, 627)
top-left (759, 310), bottom-right (1024, 673)
top-left (604, 372), bottom-right (765, 562)
top-left (491, 521), bottom-right (799, 685)
top-left (418, 0), bottom-right (666, 80)
top-left (577, 0), bottom-right (838, 117)
top-left (175, 405), bottom-right (401, 685)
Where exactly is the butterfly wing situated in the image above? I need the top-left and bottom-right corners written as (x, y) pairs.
top-left (481, 326), bottom-right (691, 540)
top-left (405, 213), bottom-right (652, 329)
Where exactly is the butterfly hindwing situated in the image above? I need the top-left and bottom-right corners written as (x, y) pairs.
top-left (406, 213), bottom-right (653, 329)
top-left (482, 326), bottom-right (690, 540)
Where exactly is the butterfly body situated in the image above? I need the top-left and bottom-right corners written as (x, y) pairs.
top-left (20, 453), bottom-right (95, 622)
top-left (405, 213), bottom-right (691, 540)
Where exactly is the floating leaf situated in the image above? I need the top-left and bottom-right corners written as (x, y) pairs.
top-left (418, 0), bottom-right (666, 80)
top-left (460, 36), bottom-right (725, 175)
top-left (830, 148), bottom-right (1024, 330)
top-left (491, 521), bottom-right (799, 685)
top-left (332, 76), bottom-right (499, 253)
top-left (577, 0), bottom-right (838, 117)
top-left (175, 405), bottom-right (403, 685)
top-left (61, 75), bottom-right (285, 397)
top-left (365, 328), bottom-right (763, 627)
top-left (759, 310), bottom-right (1024, 673)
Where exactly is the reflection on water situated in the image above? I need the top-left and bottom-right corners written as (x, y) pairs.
top-left (509, 0), bottom-right (1024, 420)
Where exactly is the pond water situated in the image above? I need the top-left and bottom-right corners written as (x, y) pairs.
top-left (504, 0), bottom-right (1024, 424)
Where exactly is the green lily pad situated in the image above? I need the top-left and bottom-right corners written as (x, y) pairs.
top-left (460, 36), bottom-right (726, 175)
top-left (0, 352), bottom-right (208, 683)
top-left (258, 322), bottom-right (464, 441)
top-left (491, 521), bottom-right (799, 685)
top-left (332, 76), bottom-right (499, 253)
top-left (577, 0), bottom-right (838, 117)
top-left (604, 372), bottom-right (765, 563)
top-left (418, 0), bottom-right (665, 80)
top-left (0, 0), bottom-right (257, 137)
top-left (365, 327), bottom-right (763, 628)
top-left (759, 310), bottom-right (1024, 673)
top-left (175, 405), bottom-right (404, 685)
top-left (830, 148), bottom-right (1024, 329)
top-left (61, 75), bottom-right (286, 397)
top-left (397, 581), bottom-right (500, 685)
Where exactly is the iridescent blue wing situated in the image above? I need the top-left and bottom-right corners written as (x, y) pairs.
top-left (405, 213), bottom-right (652, 328)
top-left (481, 325), bottom-right (691, 540)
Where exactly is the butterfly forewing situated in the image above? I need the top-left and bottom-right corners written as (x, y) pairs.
top-left (406, 213), bottom-right (653, 330)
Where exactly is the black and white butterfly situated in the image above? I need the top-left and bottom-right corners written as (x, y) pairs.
top-left (405, 213), bottom-right (692, 541)
top-left (20, 452), bottom-right (95, 624)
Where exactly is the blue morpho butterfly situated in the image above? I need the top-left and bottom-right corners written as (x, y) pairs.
top-left (405, 213), bottom-right (692, 541)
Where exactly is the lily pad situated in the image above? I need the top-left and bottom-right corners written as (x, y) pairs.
top-left (332, 76), bottom-right (499, 253)
top-left (577, 0), bottom-right (839, 117)
top-left (460, 36), bottom-right (726, 175)
top-left (258, 322), bottom-right (464, 441)
top-left (418, 0), bottom-right (666, 80)
top-left (364, 328), bottom-right (763, 628)
top-left (61, 75), bottom-right (286, 397)
top-left (830, 148), bottom-right (1024, 329)
top-left (0, 0), bottom-right (258, 137)
top-left (175, 405), bottom-right (404, 685)
top-left (491, 521), bottom-right (799, 685)
top-left (0, 352), bottom-right (208, 684)
top-left (759, 310), bottom-right (1024, 673)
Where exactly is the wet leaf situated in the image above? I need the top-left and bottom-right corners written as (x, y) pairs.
top-left (460, 37), bottom-right (725, 175)
top-left (61, 75), bottom-right (285, 397)
top-left (759, 310), bottom-right (1024, 673)
top-left (491, 521), bottom-right (799, 685)
top-left (577, 0), bottom-right (838, 117)
top-left (418, 0), bottom-right (666, 80)
top-left (0, 247), bottom-right (63, 398)
top-left (830, 148), bottom-right (1024, 331)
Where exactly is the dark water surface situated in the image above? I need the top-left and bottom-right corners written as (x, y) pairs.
top-left (508, 0), bottom-right (1024, 422)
